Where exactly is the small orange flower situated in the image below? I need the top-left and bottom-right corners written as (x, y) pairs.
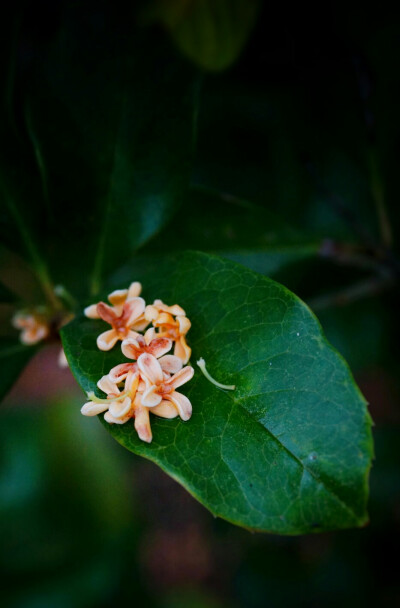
top-left (87, 297), bottom-right (147, 351)
top-left (81, 371), bottom-right (138, 423)
top-left (84, 282), bottom-right (150, 350)
top-left (145, 299), bottom-right (191, 363)
top-left (138, 353), bottom-right (194, 421)
top-left (84, 281), bottom-right (142, 318)
top-left (82, 355), bottom-right (188, 443)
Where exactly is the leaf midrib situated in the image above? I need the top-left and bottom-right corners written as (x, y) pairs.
top-left (221, 386), bottom-right (361, 523)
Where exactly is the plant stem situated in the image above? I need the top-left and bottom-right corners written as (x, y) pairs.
top-left (368, 148), bottom-right (393, 248)
top-left (5, 193), bottom-right (60, 311)
top-left (308, 276), bottom-right (393, 311)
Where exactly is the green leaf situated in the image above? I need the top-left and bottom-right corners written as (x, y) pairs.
top-left (0, 338), bottom-right (37, 402)
top-left (144, 0), bottom-right (261, 71)
top-left (0, 9), bottom-right (51, 278)
top-left (61, 251), bottom-right (373, 534)
top-left (26, 4), bottom-right (200, 294)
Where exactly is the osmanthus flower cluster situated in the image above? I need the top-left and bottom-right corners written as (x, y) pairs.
top-left (12, 308), bottom-right (50, 345)
top-left (12, 304), bottom-right (73, 368)
top-left (82, 281), bottom-right (194, 443)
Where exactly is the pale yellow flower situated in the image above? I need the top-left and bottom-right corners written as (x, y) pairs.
top-left (145, 299), bottom-right (191, 363)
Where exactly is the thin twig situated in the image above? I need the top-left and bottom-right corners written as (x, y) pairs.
top-left (308, 276), bottom-right (393, 311)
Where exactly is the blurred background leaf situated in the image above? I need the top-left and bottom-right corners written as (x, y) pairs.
top-left (24, 1), bottom-right (200, 296)
top-left (143, 0), bottom-right (261, 71)
top-left (0, 337), bottom-right (37, 401)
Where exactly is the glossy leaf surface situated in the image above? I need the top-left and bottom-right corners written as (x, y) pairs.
top-left (62, 251), bottom-right (373, 534)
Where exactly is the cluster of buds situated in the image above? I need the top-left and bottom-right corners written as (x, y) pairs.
top-left (12, 307), bottom-right (50, 345)
top-left (82, 282), bottom-right (194, 443)
top-left (12, 305), bottom-right (73, 368)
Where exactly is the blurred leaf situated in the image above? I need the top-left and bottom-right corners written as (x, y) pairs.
top-left (0, 7), bottom-right (51, 277)
top-left (0, 400), bottom-right (136, 606)
top-left (62, 251), bottom-right (373, 534)
top-left (144, 0), bottom-right (261, 71)
top-left (0, 280), bottom-right (16, 303)
top-left (140, 186), bottom-right (319, 275)
top-left (0, 337), bottom-right (36, 402)
top-left (26, 4), bottom-right (200, 295)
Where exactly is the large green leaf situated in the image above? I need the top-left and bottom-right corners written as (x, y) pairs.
top-left (26, 3), bottom-right (199, 295)
top-left (0, 338), bottom-right (37, 402)
top-left (61, 251), bottom-right (373, 534)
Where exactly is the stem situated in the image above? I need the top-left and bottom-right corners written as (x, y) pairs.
top-left (308, 276), bottom-right (393, 311)
top-left (54, 284), bottom-right (78, 311)
top-left (197, 357), bottom-right (236, 390)
top-left (5, 192), bottom-right (60, 311)
top-left (368, 148), bottom-right (392, 248)
top-left (305, 161), bottom-right (376, 248)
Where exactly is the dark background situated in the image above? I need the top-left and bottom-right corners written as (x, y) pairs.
top-left (1, 2), bottom-right (400, 606)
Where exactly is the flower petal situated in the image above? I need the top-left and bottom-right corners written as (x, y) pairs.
top-left (144, 327), bottom-right (156, 344)
top-left (104, 411), bottom-right (131, 425)
top-left (121, 337), bottom-right (142, 360)
top-left (125, 370), bottom-right (139, 394)
top-left (159, 355), bottom-right (183, 375)
top-left (127, 281), bottom-right (142, 299)
top-left (108, 363), bottom-right (135, 383)
top-left (147, 337), bottom-right (172, 358)
top-left (144, 304), bottom-right (159, 322)
top-left (153, 299), bottom-right (186, 316)
top-left (81, 401), bottom-right (109, 416)
top-left (153, 312), bottom-right (175, 327)
top-left (21, 325), bottom-right (48, 345)
top-left (58, 348), bottom-right (69, 368)
top-left (134, 405), bottom-right (152, 443)
top-left (165, 391), bottom-right (192, 421)
top-left (123, 297), bottom-right (146, 327)
top-left (137, 353), bottom-right (163, 385)
top-left (96, 302), bottom-right (116, 325)
top-left (97, 329), bottom-right (119, 351)
top-left (166, 365), bottom-right (194, 389)
top-left (177, 316), bottom-right (191, 334)
top-left (109, 396), bottom-right (132, 419)
top-left (130, 315), bottom-right (150, 332)
top-left (141, 385), bottom-right (162, 407)
top-left (97, 375), bottom-right (120, 395)
top-left (84, 304), bottom-right (100, 319)
top-left (12, 312), bottom-right (30, 329)
top-left (151, 400), bottom-right (179, 419)
top-left (174, 336), bottom-right (192, 364)
top-left (125, 329), bottom-right (142, 341)
top-left (107, 289), bottom-right (128, 307)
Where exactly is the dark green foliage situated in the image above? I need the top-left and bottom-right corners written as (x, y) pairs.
top-left (62, 252), bottom-right (373, 534)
